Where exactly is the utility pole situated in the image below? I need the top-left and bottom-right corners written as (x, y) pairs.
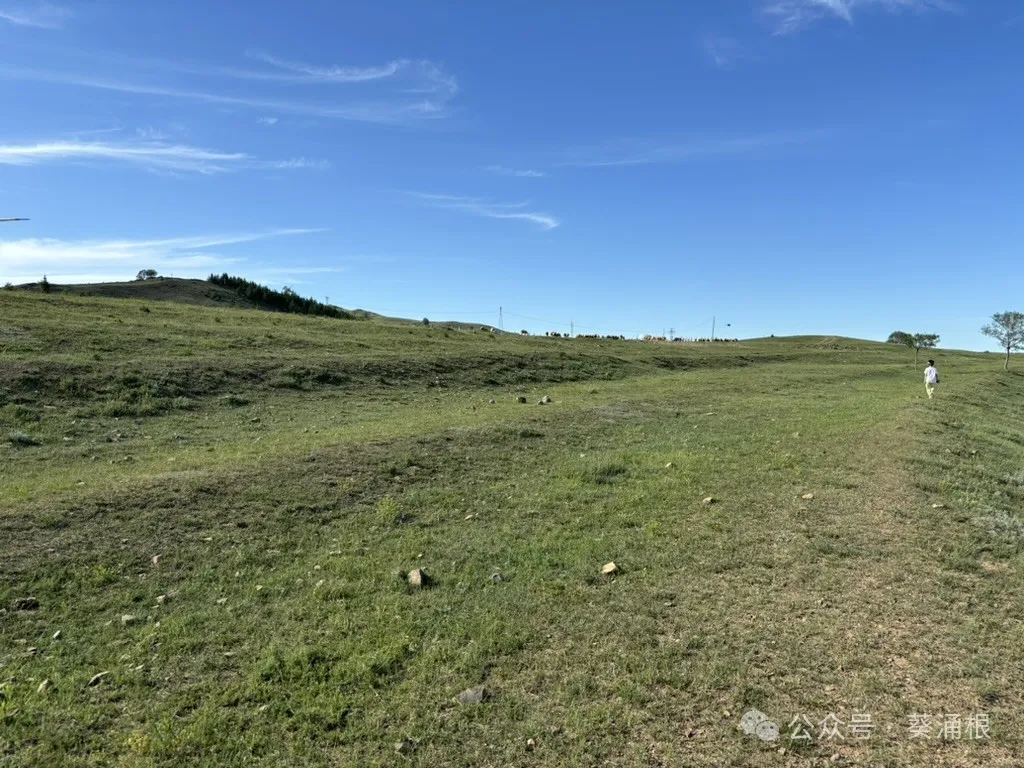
top-left (499, 306), bottom-right (503, 331)
top-left (711, 316), bottom-right (716, 342)
top-left (570, 320), bottom-right (574, 337)
top-left (668, 327), bottom-right (674, 341)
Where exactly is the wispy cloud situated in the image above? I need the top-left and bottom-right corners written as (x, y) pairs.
top-left (246, 51), bottom-right (406, 83)
top-left (764, 0), bottom-right (958, 34)
top-left (560, 130), bottom-right (819, 168)
top-left (0, 228), bottom-right (324, 283)
top-left (409, 193), bottom-right (559, 231)
top-left (257, 116), bottom-right (279, 125)
top-left (0, 140), bottom-right (327, 174)
top-left (0, 3), bottom-right (70, 28)
top-left (0, 52), bottom-right (459, 125)
top-left (136, 126), bottom-right (169, 141)
top-left (703, 34), bottom-right (751, 69)
top-left (485, 165), bottom-right (547, 178)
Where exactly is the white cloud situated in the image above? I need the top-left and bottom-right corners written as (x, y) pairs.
top-left (0, 228), bottom-right (324, 283)
top-left (0, 3), bottom-right (70, 28)
top-left (409, 193), bottom-right (559, 231)
top-left (269, 157), bottom-right (329, 170)
top-left (136, 126), bottom-right (169, 141)
top-left (485, 165), bottom-right (547, 178)
top-left (764, 0), bottom-right (958, 34)
top-left (560, 130), bottom-right (819, 168)
top-left (703, 34), bottom-right (751, 69)
top-left (0, 53), bottom-right (459, 125)
top-left (257, 116), bottom-right (279, 125)
top-left (246, 51), bottom-right (406, 83)
top-left (0, 140), bottom-right (327, 174)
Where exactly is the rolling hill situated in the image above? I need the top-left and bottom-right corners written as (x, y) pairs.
top-left (1, 290), bottom-right (1022, 767)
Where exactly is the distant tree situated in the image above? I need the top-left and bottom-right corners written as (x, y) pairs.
top-left (981, 311), bottom-right (1024, 371)
top-left (136, 269), bottom-right (159, 281)
top-left (888, 330), bottom-right (939, 365)
top-left (3, 282), bottom-right (12, 291)
top-left (911, 333), bottom-right (940, 366)
top-left (887, 330), bottom-right (913, 347)
top-left (40, 275), bottom-right (51, 294)
top-left (422, 317), bottom-right (430, 326)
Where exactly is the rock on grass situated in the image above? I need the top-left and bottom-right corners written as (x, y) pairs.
top-left (456, 684), bottom-right (488, 704)
top-left (8, 432), bottom-right (40, 447)
top-left (406, 568), bottom-right (429, 588)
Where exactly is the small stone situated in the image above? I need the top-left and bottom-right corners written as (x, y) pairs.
top-left (526, 738), bottom-right (536, 751)
top-left (541, 395), bottom-right (552, 404)
top-left (517, 396), bottom-right (527, 404)
top-left (155, 595), bottom-right (167, 605)
top-left (255, 585), bottom-right (264, 591)
top-left (490, 573), bottom-right (505, 583)
top-left (802, 493), bottom-right (815, 501)
top-left (407, 568), bottom-right (427, 588)
top-left (395, 738), bottom-right (416, 755)
top-left (151, 555), bottom-right (161, 566)
top-left (258, 704), bottom-right (270, 713)
top-left (216, 598), bottom-right (228, 605)
top-left (13, 597), bottom-right (39, 611)
top-left (831, 754), bottom-right (840, 763)
top-left (121, 614), bottom-right (137, 625)
top-left (456, 684), bottom-right (487, 704)
top-left (488, 399), bottom-right (496, 404)
top-left (932, 503), bottom-right (946, 509)
top-left (601, 561), bottom-right (619, 575)
top-left (702, 497), bottom-right (715, 505)
top-left (87, 671), bottom-right (110, 687)
top-left (37, 679), bottom-right (51, 694)
top-left (665, 462), bottom-right (674, 468)
top-left (52, 630), bottom-right (61, 640)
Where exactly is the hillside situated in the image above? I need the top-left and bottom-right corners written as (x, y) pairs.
top-left (10, 277), bottom-right (377, 318)
top-left (30, 277), bottom-right (268, 309)
top-left (2, 292), bottom-right (1022, 767)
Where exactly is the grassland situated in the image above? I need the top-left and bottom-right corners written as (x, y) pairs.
top-left (2, 291), bottom-right (1023, 767)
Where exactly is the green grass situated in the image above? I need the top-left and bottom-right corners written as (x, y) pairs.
top-left (2, 292), bottom-right (1023, 766)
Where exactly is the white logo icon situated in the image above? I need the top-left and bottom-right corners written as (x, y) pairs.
top-left (741, 709), bottom-right (780, 742)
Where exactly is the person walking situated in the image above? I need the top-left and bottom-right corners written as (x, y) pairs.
top-left (924, 359), bottom-right (939, 399)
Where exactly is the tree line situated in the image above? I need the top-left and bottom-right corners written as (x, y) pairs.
top-left (207, 274), bottom-right (353, 320)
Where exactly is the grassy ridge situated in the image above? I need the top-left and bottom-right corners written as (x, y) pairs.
top-left (2, 292), bottom-right (1022, 767)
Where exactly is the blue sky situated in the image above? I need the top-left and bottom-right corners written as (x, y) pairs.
top-left (1, 1), bottom-right (1022, 349)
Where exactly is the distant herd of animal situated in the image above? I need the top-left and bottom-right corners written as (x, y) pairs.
top-left (471, 326), bottom-right (739, 343)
